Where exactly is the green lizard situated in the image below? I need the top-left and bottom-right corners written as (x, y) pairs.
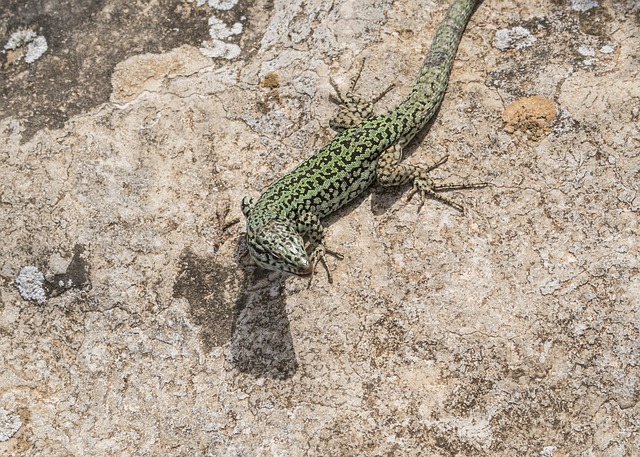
top-left (242, 0), bottom-right (485, 282)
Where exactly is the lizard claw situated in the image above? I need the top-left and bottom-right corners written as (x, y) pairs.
top-left (307, 245), bottom-right (344, 287)
top-left (408, 179), bottom-right (466, 213)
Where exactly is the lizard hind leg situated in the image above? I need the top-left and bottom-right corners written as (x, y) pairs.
top-left (377, 149), bottom-right (487, 213)
top-left (329, 59), bottom-right (395, 132)
top-left (408, 176), bottom-right (488, 214)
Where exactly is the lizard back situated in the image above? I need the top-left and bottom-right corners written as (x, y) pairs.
top-left (249, 0), bottom-right (478, 225)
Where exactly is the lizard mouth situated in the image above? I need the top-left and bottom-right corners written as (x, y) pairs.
top-left (293, 268), bottom-right (313, 277)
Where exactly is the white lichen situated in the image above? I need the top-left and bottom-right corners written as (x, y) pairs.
top-left (570, 0), bottom-right (599, 12)
top-left (199, 16), bottom-right (243, 59)
top-left (600, 44), bottom-right (616, 54)
top-left (207, 16), bottom-right (243, 40)
top-left (494, 26), bottom-right (537, 51)
top-left (0, 408), bottom-right (22, 442)
top-left (187, 0), bottom-right (239, 11)
top-left (3, 29), bottom-right (48, 63)
top-left (200, 40), bottom-right (241, 60)
top-left (577, 45), bottom-right (595, 57)
top-left (207, 0), bottom-right (239, 10)
top-left (16, 266), bottom-right (47, 304)
top-left (4, 30), bottom-right (36, 49)
top-left (25, 35), bottom-right (48, 63)
top-left (187, 0), bottom-right (242, 59)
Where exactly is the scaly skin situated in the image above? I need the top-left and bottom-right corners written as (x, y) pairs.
top-left (242, 0), bottom-right (484, 281)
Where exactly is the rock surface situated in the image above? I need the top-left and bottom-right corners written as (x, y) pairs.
top-left (1, 0), bottom-right (639, 455)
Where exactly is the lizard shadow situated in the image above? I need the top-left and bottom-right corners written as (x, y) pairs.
top-left (229, 247), bottom-right (298, 380)
top-left (226, 106), bottom-right (444, 380)
top-left (172, 247), bottom-right (296, 379)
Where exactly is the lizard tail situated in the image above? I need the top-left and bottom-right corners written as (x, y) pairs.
top-left (392, 0), bottom-right (478, 142)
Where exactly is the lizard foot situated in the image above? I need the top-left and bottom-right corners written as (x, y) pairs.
top-left (308, 245), bottom-right (344, 287)
top-left (395, 154), bottom-right (486, 213)
top-left (407, 178), bottom-right (488, 213)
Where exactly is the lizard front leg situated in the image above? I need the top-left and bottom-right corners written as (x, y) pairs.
top-left (297, 212), bottom-right (344, 284)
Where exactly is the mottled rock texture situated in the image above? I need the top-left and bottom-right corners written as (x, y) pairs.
top-left (1, 0), bottom-right (638, 455)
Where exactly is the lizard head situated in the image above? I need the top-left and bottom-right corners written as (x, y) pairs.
top-left (247, 219), bottom-right (312, 277)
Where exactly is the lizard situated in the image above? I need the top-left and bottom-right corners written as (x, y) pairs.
top-left (242, 0), bottom-right (485, 282)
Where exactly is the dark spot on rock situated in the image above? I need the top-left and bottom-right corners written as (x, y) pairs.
top-left (1, 0), bottom-right (209, 142)
top-left (46, 243), bottom-right (91, 298)
top-left (173, 248), bottom-right (238, 349)
top-left (577, 5), bottom-right (614, 37)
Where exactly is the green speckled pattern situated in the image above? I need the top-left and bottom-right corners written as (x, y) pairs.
top-left (243, 0), bottom-right (479, 277)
